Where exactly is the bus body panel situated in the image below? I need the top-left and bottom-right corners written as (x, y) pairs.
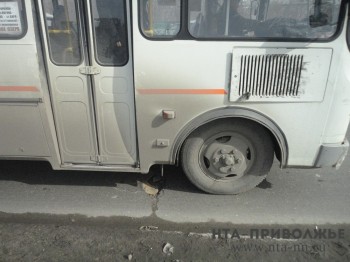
top-left (132, 1), bottom-right (350, 170)
top-left (0, 0), bottom-right (54, 160)
top-left (0, 0), bottom-right (349, 176)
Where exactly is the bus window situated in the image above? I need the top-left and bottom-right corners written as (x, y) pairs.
top-left (42, 0), bottom-right (82, 65)
top-left (140, 0), bottom-right (181, 38)
top-left (265, 0), bottom-right (342, 39)
top-left (0, 0), bottom-right (26, 39)
top-left (91, 0), bottom-right (128, 66)
top-left (188, 0), bottom-right (342, 40)
top-left (188, 0), bottom-right (227, 37)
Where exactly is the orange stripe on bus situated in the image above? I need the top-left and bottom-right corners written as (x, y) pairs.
top-left (0, 86), bottom-right (39, 92)
top-left (138, 89), bottom-right (227, 95)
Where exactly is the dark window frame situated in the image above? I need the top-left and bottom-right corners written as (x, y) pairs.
top-left (347, 1), bottom-right (350, 50)
top-left (139, 0), bottom-right (348, 43)
top-left (0, 0), bottom-right (28, 40)
top-left (90, 0), bottom-right (129, 67)
top-left (138, 0), bottom-right (184, 41)
top-left (41, 0), bottom-right (84, 66)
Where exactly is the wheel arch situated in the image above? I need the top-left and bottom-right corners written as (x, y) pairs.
top-left (171, 107), bottom-right (288, 168)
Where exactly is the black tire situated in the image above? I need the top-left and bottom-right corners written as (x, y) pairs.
top-left (181, 119), bottom-right (274, 194)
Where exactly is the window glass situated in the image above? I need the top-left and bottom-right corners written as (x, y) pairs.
top-left (140, 0), bottom-right (181, 38)
top-left (42, 0), bottom-right (82, 65)
top-left (188, 0), bottom-right (342, 39)
top-left (0, 0), bottom-right (26, 38)
top-left (91, 0), bottom-right (128, 66)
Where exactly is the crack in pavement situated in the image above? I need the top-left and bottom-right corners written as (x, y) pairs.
top-left (142, 172), bottom-right (166, 215)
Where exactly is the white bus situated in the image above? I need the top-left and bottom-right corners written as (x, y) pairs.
top-left (0, 0), bottom-right (349, 194)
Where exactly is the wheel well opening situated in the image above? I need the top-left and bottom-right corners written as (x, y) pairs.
top-left (178, 117), bottom-right (282, 165)
top-left (178, 117), bottom-right (280, 194)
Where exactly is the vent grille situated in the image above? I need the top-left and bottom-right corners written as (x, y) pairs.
top-left (239, 54), bottom-right (304, 97)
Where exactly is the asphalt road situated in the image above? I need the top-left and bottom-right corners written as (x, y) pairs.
top-left (0, 139), bottom-right (349, 226)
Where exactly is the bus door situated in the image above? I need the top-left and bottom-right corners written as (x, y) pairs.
top-left (39, 0), bottom-right (137, 166)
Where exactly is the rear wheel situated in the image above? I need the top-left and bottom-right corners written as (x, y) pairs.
top-left (181, 119), bottom-right (274, 194)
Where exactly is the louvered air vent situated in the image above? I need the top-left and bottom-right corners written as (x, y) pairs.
top-left (238, 54), bottom-right (304, 97)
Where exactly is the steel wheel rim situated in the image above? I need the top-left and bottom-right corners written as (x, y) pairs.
top-left (198, 131), bottom-right (256, 181)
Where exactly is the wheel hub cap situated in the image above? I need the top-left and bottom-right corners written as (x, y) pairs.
top-left (211, 147), bottom-right (247, 179)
